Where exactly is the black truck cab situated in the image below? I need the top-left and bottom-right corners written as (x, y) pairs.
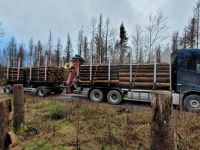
top-left (172, 49), bottom-right (200, 111)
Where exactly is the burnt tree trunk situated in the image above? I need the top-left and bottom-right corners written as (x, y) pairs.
top-left (13, 84), bottom-right (24, 130)
top-left (151, 91), bottom-right (174, 150)
top-left (0, 98), bottom-right (12, 150)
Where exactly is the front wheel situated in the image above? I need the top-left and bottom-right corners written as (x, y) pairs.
top-left (107, 90), bottom-right (122, 105)
top-left (89, 89), bottom-right (104, 103)
top-left (183, 94), bottom-right (200, 112)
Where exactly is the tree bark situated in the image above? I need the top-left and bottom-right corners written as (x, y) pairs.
top-left (13, 84), bottom-right (24, 130)
top-left (151, 91), bottom-right (174, 150)
top-left (0, 97), bottom-right (12, 150)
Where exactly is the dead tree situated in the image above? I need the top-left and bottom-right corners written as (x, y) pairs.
top-left (0, 98), bottom-right (12, 150)
top-left (13, 84), bottom-right (24, 130)
top-left (151, 91), bottom-right (174, 150)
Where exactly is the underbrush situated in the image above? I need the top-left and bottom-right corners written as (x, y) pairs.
top-left (9, 95), bottom-right (200, 150)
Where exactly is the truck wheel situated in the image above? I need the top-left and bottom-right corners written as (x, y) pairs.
top-left (183, 95), bottom-right (200, 112)
top-left (37, 87), bottom-right (47, 97)
top-left (107, 90), bottom-right (122, 105)
top-left (4, 84), bottom-right (12, 93)
top-left (89, 89), bottom-right (104, 103)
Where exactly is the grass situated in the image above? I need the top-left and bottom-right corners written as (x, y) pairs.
top-left (9, 95), bottom-right (200, 150)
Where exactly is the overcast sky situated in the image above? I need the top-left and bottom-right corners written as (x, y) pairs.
top-left (0, 0), bottom-right (197, 51)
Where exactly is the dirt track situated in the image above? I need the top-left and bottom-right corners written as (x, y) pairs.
top-left (1, 86), bottom-right (151, 111)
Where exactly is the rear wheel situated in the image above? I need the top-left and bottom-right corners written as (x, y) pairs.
top-left (89, 89), bottom-right (104, 103)
top-left (37, 87), bottom-right (48, 97)
top-left (183, 94), bottom-right (200, 112)
top-left (107, 90), bottom-right (122, 105)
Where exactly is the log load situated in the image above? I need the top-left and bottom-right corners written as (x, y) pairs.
top-left (4, 66), bottom-right (68, 84)
top-left (79, 63), bottom-right (170, 89)
top-left (25, 66), bottom-right (68, 83)
top-left (4, 68), bottom-right (25, 82)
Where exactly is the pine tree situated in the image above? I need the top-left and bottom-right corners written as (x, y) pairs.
top-left (34, 40), bottom-right (43, 66)
top-left (119, 23), bottom-right (128, 63)
top-left (65, 33), bottom-right (72, 63)
top-left (55, 38), bottom-right (62, 66)
top-left (47, 30), bottom-right (53, 65)
top-left (90, 18), bottom-right (97, 63)
top-left (17, 43), bottom-right (25, 67)
top-left (7, 37), bottom-right (17, 67)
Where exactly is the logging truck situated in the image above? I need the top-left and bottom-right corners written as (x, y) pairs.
top-left (65, 49), bottom-right (200, 112)
top-left (3, 49), bottom-right (200, 112)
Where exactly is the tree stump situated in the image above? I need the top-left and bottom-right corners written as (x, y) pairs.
top-left (151, 91), bottom-right (174, 150)
top-left (0, 97), bottom-right (12, 150)
top-left (13, 84), bottom-right (24, 131)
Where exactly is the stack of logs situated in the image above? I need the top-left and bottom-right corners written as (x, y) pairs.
top-left (4, 67), bottom-right (67, 84)
top-left (4, 68), bottom-right (25, 82)
top-left (25, 66), bottom-right (67, 83)
top-left (79, 63), bottom-right (170, 89)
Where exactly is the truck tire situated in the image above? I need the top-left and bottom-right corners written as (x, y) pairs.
top-left (37, 87), bottom-right (48, 97)
top-left (4, 84), bottom-right (12, 93)
top-left (107, 90), bottom-right (122, 105)
top-left (183, 94), bottom-right (200, 112)
top-left (89, 89), bottom-right (104, 103)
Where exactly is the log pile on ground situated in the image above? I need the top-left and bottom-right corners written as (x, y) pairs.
top-left (79, 63), bottom-right (170, 89)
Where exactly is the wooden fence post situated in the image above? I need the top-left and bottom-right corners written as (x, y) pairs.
top-left (13, 84), bottom-right (24, 131)
top-left (0, 97), bottom-right (12, 150)
top-left (151, 91), bottom-right (174, 150)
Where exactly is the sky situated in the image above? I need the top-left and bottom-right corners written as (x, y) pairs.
top-left (0, 0), bottom-right (197, 51)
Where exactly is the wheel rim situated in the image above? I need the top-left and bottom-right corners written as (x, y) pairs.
top-left (94, 92), bottom-right (100, 99)
top-left (91, 90), bottom-right (103, 102)
top-left (111, 94), bottom-right (118, 101)
top-left (189, 99), bottom-right (200, 109)
top-left (5, 87), bottom-right (10, 93)
top-left (38, 89), bottom-right (44, 96)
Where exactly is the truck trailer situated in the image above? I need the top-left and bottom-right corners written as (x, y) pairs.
top-left (66, 49), bottom-right (200, 112)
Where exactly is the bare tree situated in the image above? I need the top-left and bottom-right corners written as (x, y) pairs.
top-left (29, 38), bottom-right (34, 66)
top-left (78, 27), bottom-right (84, 57)
top-left (109, 28), bottom-right (118, 63)
top-left (0, 22), bottom-right (4, 38)
top-left (194, 0), bottom-right (200, 48)
top-left (83, 36), bottom-right (89, 61)
top-left (90, 17), bottom-right (97, 63)
top-left (104, 18), bottom-right (110, 63)
top-left (132, 25), bottom-right (143, 63)
top-left (186, 17), bottom-right (197, 48)
top-left (47, 30), bottom-right (53, 65)
top-left (171, 31), bottom-right (179, 52)
top-left (17, 43), bottom-right (25, 67)
top-left (146, 12), bottom-right (168, 62)
top-left (96, 14), bottom-right (104, 63)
